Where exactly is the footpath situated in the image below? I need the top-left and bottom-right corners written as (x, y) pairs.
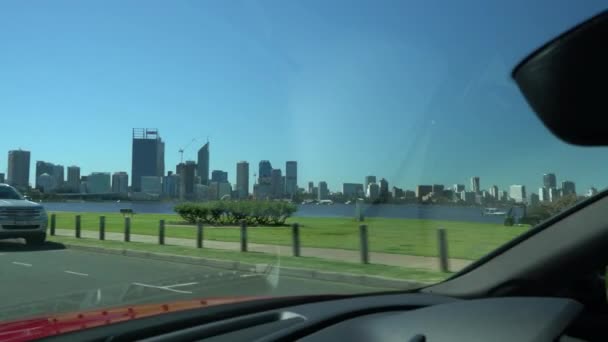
top-left (54, 228), bottom-right (472, 272)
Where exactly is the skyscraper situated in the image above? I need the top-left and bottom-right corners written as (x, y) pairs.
top-left (549, 187), bottom-right (561, 202)
top-left (539, 187), bottom-right (548, 202)
top-left (87, 172), bottom-right (111, 193)
top-left (367, 183), bottom-right (380, 201)
top-left (53, 164), bottom-right (65, 187)
top-left (416, 185), bottom-right (433, 200)
top-left (432, 184), bottom-right (444, 193)
top-left (131, 128), bottom-right (165, 192)
top-left (470, 177), bottom-right (480, 193)
top-left (453, 184), bottom-right (465, 193)
top-left (163, 172), bottom-right (180, 198)
top-left (364, 176), bottom-right (376, 195)
top-left (112, 172), bottom-right (129, 194)
top-left (285, 161), bottom-right (297, 197)
top-left (236, 161), bottom-right (249, 199)
top-left (489, 185), bottom-right (499, 199)
top-left (543, 173), bottom-right (557, 189)
top-left (509, 185), bottom-right (526, 203)
top-left (308, 181), bottom-right (314, 194)
top-left (67, 166), bottom-right (81, 192)
top-left (271, 169), bottom-right (283, 197)
top-left (379, 178), bottom-right (389, 200)
top-left (258, 160), bottom-right (272, 184)
top-left (7, 150), bottom-right (30, 189)
top-left (318, 181), bottom-right (329, 200)
top-left (211, 170), bottom-right (228, 183)
top-left (197, 142), bottom-right (209, 185)
top-left (177, 161), bottom-right (196, 198)
top-left (562, 181), bottom-right (576, 196)
top-left (0, 173), bottom-right (5, 183)
top-left (35, 161), bottom-right (55, 189)
top-left (343, 183), bottom-right (364, 198)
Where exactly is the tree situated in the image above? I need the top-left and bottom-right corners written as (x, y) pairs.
top-left (524, 194), bottom-right (579, 225)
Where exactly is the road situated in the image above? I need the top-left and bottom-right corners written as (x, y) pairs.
top-left (0, 240), bottom-right (388, 322)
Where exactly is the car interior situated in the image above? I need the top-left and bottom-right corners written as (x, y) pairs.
top-left (35, 8), bottom-right (608, 342)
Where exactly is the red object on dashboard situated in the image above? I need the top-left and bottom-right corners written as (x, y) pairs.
top-left (0, 296), bottom-right (265, 342)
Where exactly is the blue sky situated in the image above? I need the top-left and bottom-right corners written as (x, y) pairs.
top-left (0, 0), bottom-right (606, 195)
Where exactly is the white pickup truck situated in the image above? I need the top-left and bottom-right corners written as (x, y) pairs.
top-left (0, 184), bottom-right (48, 245)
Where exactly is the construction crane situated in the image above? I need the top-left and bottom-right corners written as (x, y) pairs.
top-left (178, 138), bottom-right (198, 163)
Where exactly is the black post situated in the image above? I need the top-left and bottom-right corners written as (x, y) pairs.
top-left (438, 228), bottom-right (449, 272)
top-left (292, 223), bottom-right (301, 257)
top-left (99, 216), bottom-right (105, 240)
top-left (124, 217), bottom-right (131, 242)
top-left (240, 220), bottom-right (247, 252)
top-left (197, 222), bottom-right (203, 248)
top-left (159, 220), bottom-right (165, 245)
top-left (75, 215), bottom-right (81, 238)
top-left (359, 224), bottom-right (369, 264)
top-left (50, 214), bottom-right (56, 236)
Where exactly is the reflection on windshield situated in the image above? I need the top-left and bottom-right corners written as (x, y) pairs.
top-left (0, 187), bottom-right (22, 200)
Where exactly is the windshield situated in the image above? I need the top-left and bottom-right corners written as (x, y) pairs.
top-left (0, 0), bottom-right (606, 325)
top-left (0, 187), bottom-right (23, 200)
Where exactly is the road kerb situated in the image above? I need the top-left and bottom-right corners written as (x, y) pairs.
top-left (62, 243), bottom-right (426, 290)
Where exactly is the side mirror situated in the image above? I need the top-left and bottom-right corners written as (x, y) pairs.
top-left (512, 10), bottom-right (608, 145)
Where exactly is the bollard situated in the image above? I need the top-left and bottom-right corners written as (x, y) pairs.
top-left (50, 214), bottom-right (56, 236)
top-left (292, 223), bottom-right (301, 257)
top-left (159, 220), bottom-right (165, 245)
top-left (359, 224), bottom-right (369, 264)
top-left (437, 228), bottom-right (449, 272)
top-left (75, 215), bottom-right (81, 238)
top-left (124, 217), bottom-right (131, 242)
top-left (99, 216), bottom-right (106, 240)
top-left (196, 222), bottom-right (203, 248)
top-left (240, 220), bottom-right (248, 252)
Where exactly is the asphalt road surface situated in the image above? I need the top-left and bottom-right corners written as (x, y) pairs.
top-left (0, 240), bottom-right (388, 322)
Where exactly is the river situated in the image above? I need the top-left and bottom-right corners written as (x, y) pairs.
top-left (39, 202), bottom-right (523, 224)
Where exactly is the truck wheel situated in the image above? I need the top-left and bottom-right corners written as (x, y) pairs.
top-left (26, 234), bottom-right (46, 246)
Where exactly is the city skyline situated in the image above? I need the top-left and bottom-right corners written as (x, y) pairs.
top-left (2, 1), bottom-right (607, 197)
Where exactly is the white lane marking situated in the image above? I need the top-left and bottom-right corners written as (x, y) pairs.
top-left (240, 274), bottom-right (258, 278)
top-left (12, 262), bottom-right (32, 267)
top-left (164, 282), bottom-right (198, 288)
top-left (132, 282), bottom-right (193, 294)
top-left (64, 270), bottom-right (89, 277)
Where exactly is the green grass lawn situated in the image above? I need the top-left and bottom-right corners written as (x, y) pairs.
top-left (51, 211), bottom-right (530, 260)
top-left (48, 235), bottom-right (447, 284)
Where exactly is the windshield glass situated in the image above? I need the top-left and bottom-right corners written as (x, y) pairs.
top-left (0, 187), bottom-right (23, 200)
top-left (0, 0), bottom-right (606, 325)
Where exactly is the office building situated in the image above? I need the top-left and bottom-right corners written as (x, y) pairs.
top-left (236, 161), bottom-right (249, 199)
top-left (177, 161), bottom-right (196, 198)
top-left (453, 184), bottom-right (465, 193)
top-left (37, 173), bottom-right (55, 193)
top-left (343, 183), bottom-right (364, 198)
top-left (285, 161), bottom-right (297, 197)
top-left (539, 187), bottom-right (549, 202)
top-left (404, 190), bottom-right (416, 200)
top-left (379, 178), bottom-right (389, 200)
top-left (197, 142), bottom-right (209, 185)
top-left (318, 181), bottom-right (329, 200)
top-left (194, 184), bottom-right (208, 200)
top-left (112, 172), bottom-right (129, 194)
top-left (87, 172), bottom-right (111, 193)
top-left (131, 128), bottom-right (165, 192)
top-left (509, 185), bottom-right (526, 203)
top-left (543, 173), bottom-right (557, 189)
top-left (53, 164), bottom-right (64, 187)
top-left (0, 173), bottom-right (4, 183)
top-left (218, 182), bottom-right (232, 199)
top-left (67, 166), bottom-right (81, 192)
top-left (258, 160), bottom-right (272, 184)
top-left (501, 191), bottom-right (509, 202)
top-left (416, 185), bottom-right (433, 200)
top-left (432, 184), bottom-right (444, 193)
top-left (7, 150), bottom-right (30, 189)
top-left (367, 183), bottom-right (380, 201)
top-left (141, 176), bottom-right (162, 194)
top-left (549, 187), bottom-right (561, 202)
top-left (211, 170), bottom-right (228, 183)
top-left (253, 183), bottom-right (272, 200)
top-left (271, 169), bottom-right (283, 197)
top-left (308, 182), bottom-right (314, 194)
top-left (489, 185), bottom-right (499, 199)
top-left (530, 193), bottom-right (540, 207)
top-left (470, 177), bottom-right (480, 193)
top-left (208, 182), bottom-right (219, 200)
top-left (163, 172), bottom-right (180, 198)
top-left (364, 176), bottom-right (376, 195)
top-left (392, 186), bottom-right (404, 199)
top-left (461, 191), bottom-right (476, 204)
top-left (562, 181), bottom-right (576, 196)
top-left (35, 161), bottom-right (55, 188)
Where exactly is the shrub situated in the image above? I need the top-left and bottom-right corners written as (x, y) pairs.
top-left (174, 200), bottom-right (297, 226)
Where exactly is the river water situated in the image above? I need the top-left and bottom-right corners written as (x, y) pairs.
top-left (40, 202), bottom-right (523, 224)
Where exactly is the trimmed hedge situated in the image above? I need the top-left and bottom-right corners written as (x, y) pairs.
top-left (174, 200), bottom-right (297, 226)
